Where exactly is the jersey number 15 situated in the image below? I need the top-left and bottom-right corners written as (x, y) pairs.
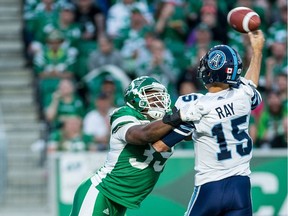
top-left (212, 115), bottom-right (252, 161)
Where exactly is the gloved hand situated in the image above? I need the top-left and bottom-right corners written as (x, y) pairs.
top-left (162, 106), bottom-right (182, 127)
top-left (179, 101), bottom-right (209, 122)
top-left (162, 101), bottom-right (209, 127)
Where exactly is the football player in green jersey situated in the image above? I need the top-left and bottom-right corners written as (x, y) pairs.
top-left (70, 76), bottom-right (200, 216)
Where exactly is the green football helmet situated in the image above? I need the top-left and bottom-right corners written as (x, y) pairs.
top-left (124, 76), bottom-right (171, 119)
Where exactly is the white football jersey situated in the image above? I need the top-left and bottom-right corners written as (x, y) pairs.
top-left (175, 77), bottom-right (262, 186)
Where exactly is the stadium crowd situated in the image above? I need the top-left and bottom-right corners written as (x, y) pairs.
top-left (22, 0), bottom-right (287, 153)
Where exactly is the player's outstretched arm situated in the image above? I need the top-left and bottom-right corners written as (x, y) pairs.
top-left (244, 30), bottom-right (265, 86)
top-left (125, 120), bottom-right (174, 145)
top-left (153, 122), bottom-right (194, 152)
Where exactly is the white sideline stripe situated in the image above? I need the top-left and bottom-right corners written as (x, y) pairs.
top-left (79, 185), bottom-right (99, 215)
top-left (243, 12), bottom-right (259, 32)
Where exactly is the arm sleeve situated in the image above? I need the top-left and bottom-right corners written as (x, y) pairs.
top-left (240, 77), bottom-right (262, 110)
top-left (114, 122), bottom-right (140, 142)
top-left (161, 122), bottom-right (195, 148)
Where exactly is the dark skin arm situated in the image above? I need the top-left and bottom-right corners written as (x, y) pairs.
top-left (125, 120), bottom-right (173, 145)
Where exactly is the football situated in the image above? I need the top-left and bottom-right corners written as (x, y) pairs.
top-left (227, 7), bottom-right (261, 33)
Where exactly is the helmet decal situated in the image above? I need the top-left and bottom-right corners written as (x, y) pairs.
top-left (225, 46), bottom-right (238, 80)
top-left (208, 50), bottom-right (226, 70)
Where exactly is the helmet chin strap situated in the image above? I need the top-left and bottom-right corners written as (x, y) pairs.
top-left (147, 109), bottom-right (165, 120)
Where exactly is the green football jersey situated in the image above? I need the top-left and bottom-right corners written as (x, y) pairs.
top-left (91, 106), bottom-right (173, 209)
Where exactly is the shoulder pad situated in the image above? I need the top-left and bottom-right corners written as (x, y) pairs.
top-left (239, 77), bottom-right (257, 97)
top-left (110, 106), bottom-right (147, 125)
top-left (240, 77), bottom-right (257, 88)
top-left (175, 93), bottom-right (203, 109)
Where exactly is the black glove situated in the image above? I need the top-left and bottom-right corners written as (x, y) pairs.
top-left (162, 106), bottom-right (182, 127)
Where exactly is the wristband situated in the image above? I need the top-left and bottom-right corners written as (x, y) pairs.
top-left (161, 130), bottom-right (187, 148)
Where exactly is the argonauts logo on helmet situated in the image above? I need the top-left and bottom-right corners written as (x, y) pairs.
top-left (208, 50), bottom-right (226, 70)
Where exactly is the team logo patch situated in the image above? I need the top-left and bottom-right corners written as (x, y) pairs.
top-left (208, 50), bottom-right (226, 70)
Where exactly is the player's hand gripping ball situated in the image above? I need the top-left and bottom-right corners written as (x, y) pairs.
top-left (227, 7), bottom-right (261, 33)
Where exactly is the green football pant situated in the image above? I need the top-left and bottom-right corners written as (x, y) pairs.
top-left (70, 178), bottom-right (127, 216)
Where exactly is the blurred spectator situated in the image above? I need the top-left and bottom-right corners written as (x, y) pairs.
top-left (23, 0), bottom-right (42, 65)
top-left (117, 7), bottom-right (153, 77)
top-left (275, 72), bottom-right (288, 107)
top-left (83, 92), bottom-right (115, 151)
top-left (44, 78), bottom-right (85, 130)
top-left (269, 0), bottom-right (287, 24)
top-left (94, 0), bottom-right (111, 16)
top-left (23, 0), bottom-right (61, 65)
top-left (257, 90), bottom-right (287, 148)
top-left (177, 79), bottom-right (198, 96)
top-left (88, 35), bottom-right (123, 72)
top-left (265, 38), bottom-right (287, 90)
top-left (154, 0), bottom-right (188, 59)
top-left (46, 116), bottom-right (96, 152)
top-left (30, 2), bottom-right (81, 55)
top-left (185, 23), bottom-right (218, 70)
top-left (52, 3), bottom-right (81, 48)
top-left (74, 0), bottom-right (105, 41)
top-left (85, 71), bottom-right (128, 107)
top-left (106, 0), bottom-right (153, 38)
top-left (73, 0), bottom-right (106, 79)
top-left (116, 6), bottom-right (150, 48)
top-left (199, 4), bottom-right (228, 44)
top-left (274, 116), bottom-right (288, 148)
top-left (249, 115), bottom-right (258, 145)
top-left (33, 30), bottom-right (78, 107)
top-left (136, 38), bottom-right (179, 100)
top-left (179, 31), bottom-right (214, 94)
top-left (100, 75), bottom-right (127, 107)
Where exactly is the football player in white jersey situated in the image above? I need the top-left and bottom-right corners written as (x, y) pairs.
top-left (154, 30), bottom-right (265, 216)
top-left (69, 76), bottom-right (203, 216)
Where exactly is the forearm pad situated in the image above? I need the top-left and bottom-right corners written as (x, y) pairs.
top-left (162, 107), bottom-right (182, 127)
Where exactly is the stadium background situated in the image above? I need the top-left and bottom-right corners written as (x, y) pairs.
top-left (0, 0), bottom-right (287, 215)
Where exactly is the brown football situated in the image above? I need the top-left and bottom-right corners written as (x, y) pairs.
top-left (227, 7), bottom-right (261, 33)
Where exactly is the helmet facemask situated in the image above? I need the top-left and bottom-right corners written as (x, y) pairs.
top-left (125, 76), bottom-right (171, 120)
top-left (140, 85), bottom-right (171, 119)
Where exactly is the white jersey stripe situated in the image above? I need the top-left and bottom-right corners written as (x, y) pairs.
top-left (111, 116), bottom-right (138, 129)
top-left (79, 185), bottom-right (99, 215)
